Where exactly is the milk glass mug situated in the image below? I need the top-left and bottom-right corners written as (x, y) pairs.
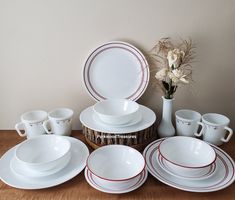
top-left (194, 113), bottom-right (233, 146)
top-left (15, 110), bottom-right (48, 139)
top-left (43, 108), bottom-right (73, 136)
top-left (175, 109), bottom-right (204, 137)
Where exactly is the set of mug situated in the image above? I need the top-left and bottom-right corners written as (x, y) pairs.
top-left (175, 109), bottom-right (233, 146)
top-left (15, 108), bottom-right (74, 139)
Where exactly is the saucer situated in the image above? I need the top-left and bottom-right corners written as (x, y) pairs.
top-left (158, 148), bottom-right (216, 180)
top-left (85, 167), bottom-right (148, 194)
top-left (80, 105), bottom-right (156, 134)
top-left (143, 139), bottom-right (235, 192)
top-left (10, 152), bottom-right (71, 178)
top-left (93, 111), bottom-right (142, 128)
top-left (0, 137), bottom-right (89, 189)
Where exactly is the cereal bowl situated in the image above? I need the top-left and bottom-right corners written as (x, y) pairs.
top-left (93, 99), bottom-right (139, 125)
top-left (15, 135), bottom-right (71, 172)
top-left (158, 136), bottom-right (216, 178)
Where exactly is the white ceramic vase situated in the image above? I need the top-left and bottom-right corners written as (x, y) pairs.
top-left (157, 96), bottom-right (175, 138)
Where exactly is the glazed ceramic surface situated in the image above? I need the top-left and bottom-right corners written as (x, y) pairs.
top-left (15, 110), bottom-right (47, 138)
top-left (175, 109), bottom-right (204, 137)
top-left (93, 99), bottom-right (139, 125)
top-left (195, 113), bottom-right (233, 146)
top-left (80, 105), bottom-right (156, 134)
top-left (87, 145), bottom-right (145, 181)
top-left (15, 135), bottom-right (71, 172)
top-left (0, 137), bottom-right (89, 189)
top-left (143, 138), bottom-right (235, 192)
top-left (158, 136), bottom-right (216, 178)
top-left (83, 41), bottom-right (149, 101)
top-left (43, 108), bottom-right (73, 136)
top-left (85, 167), bottom-right (148, 194)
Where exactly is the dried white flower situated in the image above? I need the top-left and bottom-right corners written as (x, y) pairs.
top-left (167, 49), bottom-right (185, 69)
top-left (155, 68), bottom-right (168, 81)
top-left (168, 69), bottom-right (189, 84)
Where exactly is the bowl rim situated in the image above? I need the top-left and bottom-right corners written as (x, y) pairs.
top-left (158, 137), bottom-right (217, 169)
top-left (86, 144), bottom-right (146, 181)
top-left (93, 99), bottom-right (139, 117)
top-left (15, 135), bottom-right (71, 166)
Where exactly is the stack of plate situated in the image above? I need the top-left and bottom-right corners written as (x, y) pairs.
top-left (143, 136), bottom-right (235, 192)
top-left (0, 135), bottom-right (89, 189)
top-left (81, 41), bottom-right (156, 150)
top-left (85, 145), bottom-right (148, 194)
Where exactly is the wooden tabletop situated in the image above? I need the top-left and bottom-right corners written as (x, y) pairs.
top-left (0, 130), bottom-right (234, 200)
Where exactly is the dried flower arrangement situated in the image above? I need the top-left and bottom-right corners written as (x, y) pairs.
top-left (149, 38), bottom-right (196, 99)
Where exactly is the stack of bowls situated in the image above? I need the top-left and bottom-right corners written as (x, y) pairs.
top-left (158, 136), bottom-right (217, 180)
top-left (13, 135), bottom-right (71, 177)
top-left (93, 99), bottom-right (141, 127)
top-left (86, 145), bottom-right (145, 190)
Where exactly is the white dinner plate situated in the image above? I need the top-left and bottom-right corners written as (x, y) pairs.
top-left (143, 139), bottom-right (235, 192)
top-left (0, 137), bottom-right (89, 189)
top-left (92, 111), bottom-right (142, 128)
top-left (158, 149), bottom-right (216, 180)
top-left (83, 41), bottom-right (149, 101)
top-left (84, 167), bottom-right (148, 194)
top-left (80, 105), bottom-right (156, 134)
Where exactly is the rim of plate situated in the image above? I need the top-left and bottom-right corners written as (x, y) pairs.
top-left (83, 41), bottom-right (149, 101)
top-left (85, 167), bottom-right (147, 193)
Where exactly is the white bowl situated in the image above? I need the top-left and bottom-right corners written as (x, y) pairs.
top-left (158, 136), bottom-right (216, 177)
top-left (93, 99), bottom-right (139, 125)
top-left (15, 135), bottom-right (71, 172)
top-left (87, 145), bottom-right (145, 184)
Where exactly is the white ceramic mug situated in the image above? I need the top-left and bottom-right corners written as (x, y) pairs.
top-left (194, 113), bottom-right (233, 146)
top-left (43, 108), bottom-right (73, 136)
top-left (15, 110), bottom-right (48, 139)
top-left (175, 109), bottom-right (204, 137)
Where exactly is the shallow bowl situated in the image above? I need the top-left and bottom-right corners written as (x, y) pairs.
top-left (93, 99), bottom-right (139, 125)
top-left (87, 145), bottom-right (145, 183)
top-left (15, 135), bottom-right (71, 172)
top-left (158, 136), bottom-right (216, 177)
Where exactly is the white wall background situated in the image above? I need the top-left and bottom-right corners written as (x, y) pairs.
top-left (0, 0), bottom-right (234, 130)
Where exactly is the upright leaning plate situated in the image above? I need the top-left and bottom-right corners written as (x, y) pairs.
top-left (83, 41), bottom-right (149, 101)
top-left (0, 137), bottom-right (89, 189)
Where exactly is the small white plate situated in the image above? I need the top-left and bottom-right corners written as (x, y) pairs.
top-left (80, 105), bottom-right (156, 134)
top-left (0, 137), bottom-right (89, 189)
top-left (84, 167), bottom-right (148, 194)
top-left (158, 150), bottom-right (216, 180)
top-left (10, 152), bottom-right (71, 178)
top-left (83, 41), bottom-right (149, 101)
top-left (143, 139), bottom-right (235, 192)
top-left (93, 111), bottom-right (142, 128)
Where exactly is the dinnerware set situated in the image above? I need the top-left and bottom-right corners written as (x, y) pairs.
top-left (1, 41), bottom-right (234, 193)
top-left (15, 108), bottom-right (74, 138)
top-left (175, 109), bottom-right (233, 146)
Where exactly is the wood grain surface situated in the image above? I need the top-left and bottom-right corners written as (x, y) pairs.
top-left (0, 130), bottom-right (234, 200)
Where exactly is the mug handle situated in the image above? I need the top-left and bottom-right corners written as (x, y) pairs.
top-left (194, 122), bottom-right (205, 137)
top-left (221, 126), bottom-right (233, 142)
top-left (15, 122), bottom-right (26, 137)
top-left (43, 120), bottom-right (53, 134)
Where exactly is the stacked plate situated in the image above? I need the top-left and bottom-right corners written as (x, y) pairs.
top-left (85, 145), bottom-right (148, 194)
top-left (0, 135), bottom-right (89, 189)
top-left (143, 136), bottom-right (235, 192)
